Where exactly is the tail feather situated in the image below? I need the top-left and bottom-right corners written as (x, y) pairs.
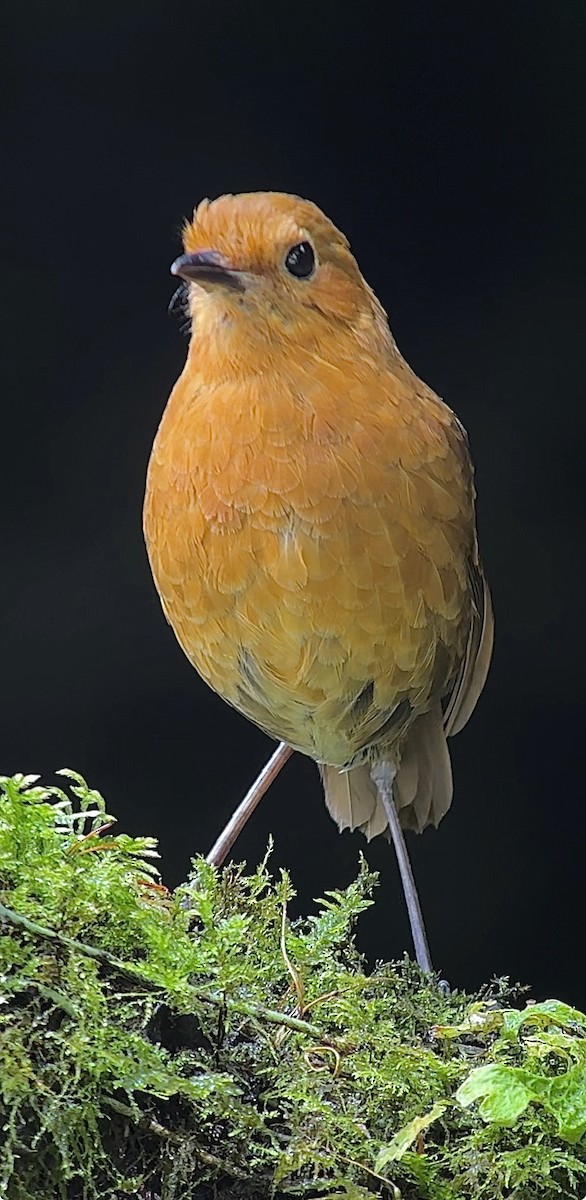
top-left (319, 762), bottom-right (388, 840)
top-left (320, 702), bottom-right (453, 839)
top-left (394, 704), bottom-right (453, 833)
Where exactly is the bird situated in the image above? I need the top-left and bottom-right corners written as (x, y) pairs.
top-left (143, 191), bottom-right (493, 970)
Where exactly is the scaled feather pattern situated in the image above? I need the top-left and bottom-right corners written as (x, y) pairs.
top-left (144, 192), bottom-right (493, 838)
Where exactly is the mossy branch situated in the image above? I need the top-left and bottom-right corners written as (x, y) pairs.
top-left (0, 900), bottom-right (328, 1041)
top-left (1, 769), bottom-right (586, 1200)
top-left (103, 1097), bottom-right (249, 1178)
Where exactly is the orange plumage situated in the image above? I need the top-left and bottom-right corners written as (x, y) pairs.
top-left (144, 192), bottom-right (493, 839)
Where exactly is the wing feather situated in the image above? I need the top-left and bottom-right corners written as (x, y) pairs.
top-left (443, 555), bottom-right (494, 737)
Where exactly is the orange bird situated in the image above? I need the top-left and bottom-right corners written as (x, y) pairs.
top-left (144, 192), bottom-right (493, 969)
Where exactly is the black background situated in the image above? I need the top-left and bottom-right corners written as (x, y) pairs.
top-left (2, 1), bottom-right (585, 1004)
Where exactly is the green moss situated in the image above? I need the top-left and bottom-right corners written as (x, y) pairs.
top-left (0, 770), bottom-right (585, 1199)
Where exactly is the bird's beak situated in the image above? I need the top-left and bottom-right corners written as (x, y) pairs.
top-left (170, 250), bottom-right (245, 292)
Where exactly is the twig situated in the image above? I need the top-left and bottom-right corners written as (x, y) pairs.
top-left (206, 741), bottom-right (293, 866)
top-left (0, 902), bottom-right (157, 986)
top-left (210, 993), bottom-right (325, 1039)
top-left (0, 901), bottom-right (332, 1042)
top-left (103, 1096), bottom-right (248, 1178)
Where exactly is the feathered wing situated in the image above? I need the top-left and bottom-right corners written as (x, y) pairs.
top-left (394, 552), bottom-right (493, 833)
top-left (442, 556), bottom-right (494, 737)
top-left (321, 554), bottom-right (494, 839)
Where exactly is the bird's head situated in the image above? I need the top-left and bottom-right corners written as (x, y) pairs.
top-left (172, 192), bottom-right (393, 360)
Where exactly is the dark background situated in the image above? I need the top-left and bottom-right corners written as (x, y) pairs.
top-left (2, 1), bottom-right (585, 1004)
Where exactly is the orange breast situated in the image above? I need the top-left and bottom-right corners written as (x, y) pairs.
top-left (143, 350), bottom-right (474, 766)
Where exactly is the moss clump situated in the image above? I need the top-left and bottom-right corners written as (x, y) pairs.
top-left (1, 770), bottom-right (585, 1199)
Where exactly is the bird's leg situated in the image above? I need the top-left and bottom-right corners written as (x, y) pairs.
top-left (206, 742), bottom-right (293, 867)
top-left (370, 761), bottom-right (433, 974)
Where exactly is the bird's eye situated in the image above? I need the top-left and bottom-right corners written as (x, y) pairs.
top-left (284, 241), bottom-right (316, 279)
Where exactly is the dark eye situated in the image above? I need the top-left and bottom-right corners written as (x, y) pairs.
top-left (284, 241), bottom-right (316, 279)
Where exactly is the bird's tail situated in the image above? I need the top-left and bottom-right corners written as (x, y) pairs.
top-left (320, 703), bottom-right (453, 839)
top-left (319, 759), bottom-right (388, 840)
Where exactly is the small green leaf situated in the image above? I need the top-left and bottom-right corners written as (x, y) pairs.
top-left (375, 1101), bottom-right (447, 1168)
top-left (502, 999), bottom-right (586, 1041)
top-left (458, 1058), bottom-right (586, 1143)
top-left (547, 1065), bottom-right (586, 1142)
top-left (456, 1064), bottom-right (534, 1124)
